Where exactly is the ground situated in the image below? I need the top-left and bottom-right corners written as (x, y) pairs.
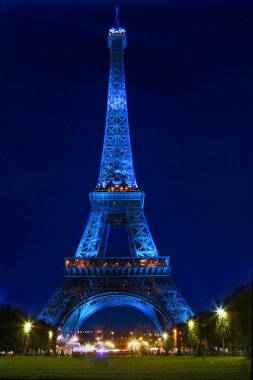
top-left (0, 356), bottom-right (250, 379)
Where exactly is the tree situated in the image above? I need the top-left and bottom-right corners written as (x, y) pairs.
top-left (0, 304), bottom-right (56, 354)
top-left (186, 319), bottom-right (199, 353)
top-left (225, 284), bottom-right (251, 355)
top-left (0, 305), bottom-right (25, 353)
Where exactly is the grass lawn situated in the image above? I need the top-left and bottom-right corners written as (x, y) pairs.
top-left (0, 355), bottom-right (250, 379)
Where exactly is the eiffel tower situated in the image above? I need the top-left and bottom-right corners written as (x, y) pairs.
top-left (38, 9), bottom-right (193, 336)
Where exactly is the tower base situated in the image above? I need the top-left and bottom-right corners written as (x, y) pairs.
top-left (38, 258), bottom-right (193, 335)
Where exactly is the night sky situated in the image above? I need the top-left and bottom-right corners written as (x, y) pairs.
top-left (0, 0), bottom-right (252, 328)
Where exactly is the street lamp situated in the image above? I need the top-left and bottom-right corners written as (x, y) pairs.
top-left (216, 307), bottom-right (227, 351)
top-left (23, 321), bottom-right (32, 354)
top-left (187, 319), bottom-right (197, 354)
top-left (173, 329), bottom-right (178, 352)
top-left (217, 307), bottom-right (227, 319)
top-left (188, 320), bottom-right (195, 330)
top-left (24, 322), bottom-right (32, 334)
top-left (162, 332), bottom-right (168, 353)
top-left (48, 330), bottom-right (53, 353)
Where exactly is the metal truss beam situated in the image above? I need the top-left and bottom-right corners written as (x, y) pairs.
top-left (75, 211), bottom-right (108, 257)
top-left (97, 27), bottom-right (136, 188)
top-left (127, 211), bottom-right (158, 257)
top-left (75, 191), bottom-right (158, 258)
top-left (60, 292), bottom-right (172, 337)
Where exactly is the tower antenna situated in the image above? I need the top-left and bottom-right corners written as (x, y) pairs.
top-left (115, 5), bottom-right (120, 29)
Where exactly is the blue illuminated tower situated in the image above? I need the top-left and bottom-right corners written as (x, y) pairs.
top-left (75, 21), bottom-right (157, 259)
top-left (39, 9), bottom-right (193, 335)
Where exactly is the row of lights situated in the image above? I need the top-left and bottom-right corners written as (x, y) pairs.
top-left (22, 307), bottom-right (227, 347)
top-left (186, 307), bottom-right (227, 330)
top-left (23, 321), bottom-right (53, 340)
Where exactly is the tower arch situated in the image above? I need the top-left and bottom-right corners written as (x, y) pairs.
top-left (59, 292), bottom-right (173, 337)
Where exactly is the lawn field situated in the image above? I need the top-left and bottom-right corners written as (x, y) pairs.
top-left (0, 356), bottom-right (250, 379)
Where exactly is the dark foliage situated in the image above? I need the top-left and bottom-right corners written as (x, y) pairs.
top-left (0, 304), bottom-right (55, 353)
top-left (0, 304), bottom-right (25, 352)
top-left (172, 283), bottom-right (252, 355)
top-left (225, 283), bottom-right (252, 353)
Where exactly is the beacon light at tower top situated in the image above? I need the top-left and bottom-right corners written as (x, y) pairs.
top-left (109, 27), bottom-right (126, 34)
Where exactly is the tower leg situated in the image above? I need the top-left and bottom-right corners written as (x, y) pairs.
top-left (37, 287), bottom-right (80, 326)
top-left (151, 278), bottom-right (194, 324)
top-left (75, 211), bottom-right (109, 257)
top-left (127, 211), bottom-right (158, 257)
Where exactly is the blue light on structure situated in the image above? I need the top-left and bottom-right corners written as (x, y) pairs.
top-left (75, 191), bottom-right (159, 258)
top-left (74, 22), bottom-right (159, 259)
top-left (38, 9), bottom-right (194, 337)
top-left (98, 24), bottom-right (135, 188)
top-left (60, 293), bottom-right (172, 336)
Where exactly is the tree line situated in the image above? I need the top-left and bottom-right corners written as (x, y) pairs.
top-left (0, 306), bottom-right (56, 355)
top-left (168, 283), bottom-right (251, 356)
top-left (0, 282), bottom-right (251, 355)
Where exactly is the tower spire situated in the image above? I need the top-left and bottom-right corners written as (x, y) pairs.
top-left (97, 13), bottom-right (137, 189)
top-left (115, 5), bottom-right (120, 29)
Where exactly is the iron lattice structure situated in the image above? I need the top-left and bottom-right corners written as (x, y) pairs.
top-left (98, 27), bottom-right (136, 188)
top-left (75, 26), bottom-right (158, 259)
top-left (38, 15), bottom-right (193, 335)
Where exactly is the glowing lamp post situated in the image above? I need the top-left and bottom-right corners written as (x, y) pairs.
top-left (188, 320), bottom-right (195, 330)
top-left (187, 319), bottom-right (196, 354)
top-left (173, 329), bottom-right (178, 352)
top-left (216, 307), bottom-right (227, 351)
top-left (23, 321), bottom-right (32, 354)
top-left (217, 307), bottom-right (227, 319)
top-left (162, 332), bottom-right (168, 353)
top-left (162, 332), bottom-right (168, 340)
top-left (48, 330), bottom-right (53, 352)
top-left (24, 322), bottom-right (32, 334)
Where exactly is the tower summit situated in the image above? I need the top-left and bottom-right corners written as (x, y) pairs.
top-left (74, 7), bottom-right (158, 258)
top-left (97, 7), bottom-right (136, 189)
top-left (38, 9), bottom-right (193, 335)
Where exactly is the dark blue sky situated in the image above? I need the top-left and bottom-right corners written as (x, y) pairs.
top-left (0, 0), bottom-right (252, 327)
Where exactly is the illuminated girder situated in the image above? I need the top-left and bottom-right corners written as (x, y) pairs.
top-left (74, 26), bottom-right (158, 259)
top-left (75, 191), bottom-right (158, 258)
top-left (97, 27), bottom-right (136, 188)
top-left (62, 293), bottom-right (170, 335)
top-left (75, 211), bottom-right (108, 258)
top-left (127, 211), bottom-right (158, 258)
top-left (38, 277), bottom-right (193, 333)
